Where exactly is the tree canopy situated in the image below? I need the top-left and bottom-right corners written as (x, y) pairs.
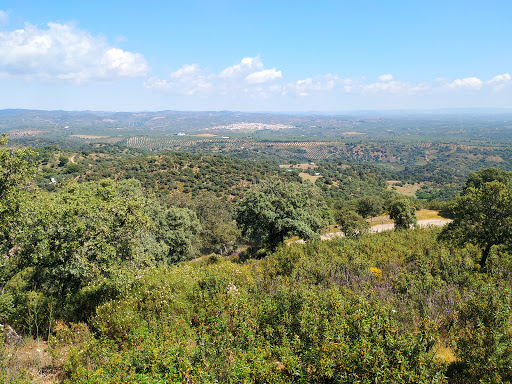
top-left (335, 208), bottom-right (369, 237)
top-left (440, 180), bottom-right (512, 268)
top-left (388, 198), bottom-right (417, 230)
top-left (464, 168), bottom-right (512, 191)
top-left (236, 180), bottom-right (327, 250)
top-left (0, 134), bottom-right (36, 255)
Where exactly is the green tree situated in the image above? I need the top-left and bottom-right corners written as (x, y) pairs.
top-left (388, 198), bottom-right (417, 230)
top-left (440, 181), bottom-right (512, 268)
top-left (192, 192), bottom-right (239, 255)
top-left (0, 134), bottom-right (36, 254)
top-left (149, 204), bottom-right (202, 264)
top-left (58, 155), bottom-right (69, 167)
top-left (356, 195), bottom-right (384, 219)
top-left (7, 179), bottom-right (152, 320)
top-left (450, 283), bottom-right (512, 382)
top-left (236, 180), bottom-right (326, 251)
top-left (334, 208), bottom-right (369, 237)
top-left (464, 167), bottom-right (512, 191)
top-left (0, 134), bottom-right (36, 321)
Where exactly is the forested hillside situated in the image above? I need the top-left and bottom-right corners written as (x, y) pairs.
top-left (2, 133), bottom-right (512, 383)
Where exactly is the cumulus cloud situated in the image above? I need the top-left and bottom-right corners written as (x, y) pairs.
top-left (447, 77), bottom-right (483, 89)
top-left (144, 64), bottom-right (212, 95)
top-left (0, 22), bottom-right (148, 82)
top-left (219, 56), bottom-right (263, 79)
top-left (487, 73), bottom-right (511, 90)
top-left (246, 68), bottom-right (282, 84)
top-left (146, 56), bottom-right (283, 97)
top-left (488, 73), bottom-right (511, 83)
top-left (284, 74), bottom-right (341, 96)
top-left (365, 79), bottom-right (411, 94)
top-left (378, 74), bottom-right (394, 82)
top-left (144, 54), bottom-right (512, 106)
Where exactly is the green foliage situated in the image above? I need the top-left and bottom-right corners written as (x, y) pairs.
top-left (449, 283), bottom-right (512, 383)
top-left (0, 133), bottom-right (36, 254)
top-left (464, 167), bottom-right (512, 191)
top-left (334, 208), bottom-right (370, 237)
top-left (236, 180), bottom-right (327, 250)
top-left (58, 155), bottom-right (69, 166)
top-left (5, 179), bottom-right (152, 323)
top-left (148, 203), bottom-right (202, 264)
top-left (440, 180), bottom-right (512, 268)
top-left (388, 197), bottom-right (418, 230)
top-left (64, 242), bottom-right (452, 383)
top-left (191, 192), bottom-right (240, 254)
top-left (0, 292), bottom-right (14, 322)
top-left (357, 195), bottom-right (384, 218)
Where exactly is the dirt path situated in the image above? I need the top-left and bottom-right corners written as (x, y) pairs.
top-left (318, 219), bottom-right (452, 241)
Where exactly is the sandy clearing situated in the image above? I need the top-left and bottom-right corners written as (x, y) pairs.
top-left (319, 219), bottom-right (452, 240)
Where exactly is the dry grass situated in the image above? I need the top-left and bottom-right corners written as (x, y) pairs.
top-left (369, 210), bottom-right (449, 227)
top-left (369, 214), bottom-right (394, 226)
top-left (386, 180), bottom-right (423, 196)
top-left (2, 322), bottom-right (93, 383)
top-left (279, 163), bottom-right (317, 169)
top-left (2, 338), bottom-right (61, 383)
top-left (416, 209), bottom-right (449, 221)
top-left (298, 172), bottom-right (322, 183)
top-left (435, 344), bottom-right (457, 364)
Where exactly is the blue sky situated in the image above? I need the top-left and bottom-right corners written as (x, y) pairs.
top-left (1, 1), bottom-right (511, 112)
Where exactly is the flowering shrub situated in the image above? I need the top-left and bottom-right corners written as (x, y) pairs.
top-left (63, 228), bottom-right (512, 383)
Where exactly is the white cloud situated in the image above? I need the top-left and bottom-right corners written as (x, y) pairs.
top-left (284, 74), bottom-right (341, 96)
top-left (365, 80), bottom-right (411, 94)
top-left (246, 68), bottom-right (282, 84)
top-left (0, 22), bottom-right (148, 82)
top-left (447, 77), bottom-right (483, 89)
top-left (145, 55), bottom-right (512, 107)
top-left (219, 56), bottom-right (263, 79)
top-left (378, 74), bottom-right (393, 82)
top-left (144, 64), bottom-right (212, 95)
top-left (487, 73), bottom-right (511, 91)
top-left (488, 73), bottom-right (511, 84)
top-left (146, 56), bottom-right (283, 97)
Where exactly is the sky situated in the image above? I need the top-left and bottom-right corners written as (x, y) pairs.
top-left (1, 0), bottom-right (512, 112)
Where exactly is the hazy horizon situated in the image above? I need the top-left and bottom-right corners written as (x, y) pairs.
top-left (1, 1), bottom-right (511, 112)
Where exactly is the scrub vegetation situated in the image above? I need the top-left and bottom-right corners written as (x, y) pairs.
top-left (2, 129), bottom-right (512, 383)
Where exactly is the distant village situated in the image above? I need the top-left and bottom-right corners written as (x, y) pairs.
top-left (205, 122), bottom-right (295, 131)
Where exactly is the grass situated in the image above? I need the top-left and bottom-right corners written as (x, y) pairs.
top-left (416, 209), bottom-right (451, 221)
top-left (298, 172), bottom-right (322, 183)
top-left (369, 210), bottom-right (450, 227)
top-left (386, 180), bottom-right (423, 196)
top-left (279, 163), bottom-right (317, 169)
top-left (2, 337), bottom-right (60, 383)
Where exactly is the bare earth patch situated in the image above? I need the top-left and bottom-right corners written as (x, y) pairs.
top-left (298, 172), bottom-right (322, 183)
top-left (386, 180), bottom-right (423, 196)
top-left (279, 163), bottom-right (317, 169)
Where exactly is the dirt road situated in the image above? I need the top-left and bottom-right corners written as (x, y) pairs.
top-left (319, 218), bottom-right (452, 240)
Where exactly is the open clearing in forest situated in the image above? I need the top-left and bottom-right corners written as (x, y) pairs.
top-left (369, 209), bottom-right (447, 226)
top-left (316, 210), bottom-right (452, 241)
top-left (279, 163), bottom-right (317, 169)
top-left (298, 172), bottom-right (322, 183)
top-left (386, 180), bottom-right (423, 196)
